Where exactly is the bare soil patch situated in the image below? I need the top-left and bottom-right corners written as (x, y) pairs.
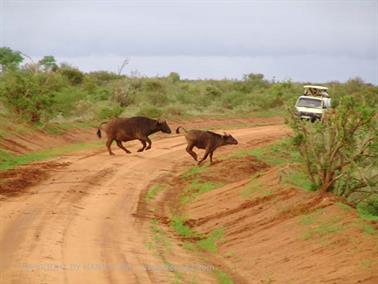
top-left (0, 161), bottom-right (70, 197)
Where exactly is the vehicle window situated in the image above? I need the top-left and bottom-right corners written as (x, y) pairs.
top-left (297, 98), bottom-right (322, 108)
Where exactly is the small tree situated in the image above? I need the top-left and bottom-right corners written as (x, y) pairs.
top-left (0, 47), bottom-right (23, 71)
top-left (287, 96), bottom-right (377, 195)
top-left (39, 56), bottom-right (58, 72)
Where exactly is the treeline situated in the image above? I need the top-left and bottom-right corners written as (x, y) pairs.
top-left (1, 47), bottom-right (377, 125)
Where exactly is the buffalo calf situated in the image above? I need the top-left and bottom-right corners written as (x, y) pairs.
top-left (176, 127), bottom-right (238, 165)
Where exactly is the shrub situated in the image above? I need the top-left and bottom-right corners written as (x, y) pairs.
top-left (0, 69), bottom-right (65, 122)
top-left (288, 96), bottom-right (377, 195)
top-left (58, 64), bottom-right (84, 85)
top-left (97, 105), bottom-right (123, 120)
top-left (110, 79), bottom-right (135, 107)
top-left (137, 105), bottom-right (163, 118)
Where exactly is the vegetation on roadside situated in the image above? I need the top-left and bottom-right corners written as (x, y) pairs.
top-left (0, 141), bottom-right (102, 171)
top-left (286, 94), bottom-right (377, 218)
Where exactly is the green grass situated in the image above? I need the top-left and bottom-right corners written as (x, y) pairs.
top-left (282, 169), bottom-right (314, 192)
top-left (170, 216), bottom-right (198, 238)
top-left (180, 179), bottom-right (220, 205)
top-left (196, 227), bottom-right (224, 253)
top-left (0, 141), bottom-right (102, 171)
top-left (240, 177), bottom-right (263, 198)
top-left (213, 269), bottom-right (234, 284)
top-left (301, 215), bottom-right (344, 240)
top-left (228, 138), bottom-right (300, 167)
top-left (356, 198), bottom-right (378, 221)
top-left (361, 224), bottom-right (376, 235)
top-left (145, 184), bottom-right (164, 202)
top-left (336, 202), bottom-right (354, 211)
top-left (146, 219), bottom-right (172, 253)
top-left (181, 165), bottom-right (208, 179)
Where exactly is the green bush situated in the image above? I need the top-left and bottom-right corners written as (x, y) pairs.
top-left (0, 69), bottom-right (65, 122)
top-left (137, 105), bottom-right (163, 118)
top-left (97, 105), bottom-right (123, 120)
top-left (58, 64), bottom-right (84, 85)
top-left (357, 197), bottom-right (378, 220)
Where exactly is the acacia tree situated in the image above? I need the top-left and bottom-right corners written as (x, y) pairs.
top-left (288, 96), bottom-right (377, 195)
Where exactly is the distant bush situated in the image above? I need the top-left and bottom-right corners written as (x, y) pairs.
top-left (137, 105), bottom-right (163, 118)
top-left (110, 79), bottom-right (135, 107)
top-left (97, 105), bottom-right (124, 120)
top-left (58, 64), bottom-right (84, 85)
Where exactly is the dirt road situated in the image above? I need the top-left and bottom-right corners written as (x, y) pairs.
top-left (0, 125), bottom-right (289, 284)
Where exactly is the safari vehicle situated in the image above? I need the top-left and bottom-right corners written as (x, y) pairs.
top-left (295, 85), bottom-right (332, 122)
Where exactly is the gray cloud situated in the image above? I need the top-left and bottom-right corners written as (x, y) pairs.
top-left (1, 0), bottom-right (377, 82)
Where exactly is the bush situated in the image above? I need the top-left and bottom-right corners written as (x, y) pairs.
top-left (287, 95), bottom-right (377, 195)
top-left (58, 64), bottom-right (84, 85)
top-left (357, 197), bottom-right (378, 219)
top-left (0, 69), bottom-right (65, 122)
top-left (137, 105), bottom-right (163, 118)
top-left (97, 105), bottom-right (123, 120)
top-left (110, 79), bottom-right (135, 107)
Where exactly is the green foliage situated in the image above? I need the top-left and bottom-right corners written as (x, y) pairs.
top-left (167, 72), bottom-right (180, 83)
top-left (0, 69), bottom-right (65, 122)
top-left (58, 64), bottom-right (84, 85)
top-left (357, 197), bottom-right (378, 221)
top-left (214, 269), bottom-right (234, 284)
top-left (137, 105), bottom-right (163, 118)
top-left (38, 56), bottom-right (57, 72)
top-left (0, 141), bottom-right (102, 171)
top-left (0, 47), bottom-right (23, 70)
top-left (180, 180), bottom-right (219, 204)
top-left (97, 105), bottom-right (123, 120)
top-left (170, 216), bottom-right (197, 238)
top-left (196, 227), bottom-right (224, 253)
top-left (288, 95), bottom-right (377, 195)
top-left (145, 184), bottom-right (164, 202)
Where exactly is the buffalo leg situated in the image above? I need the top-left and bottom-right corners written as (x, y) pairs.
top-left (198, 148), bottom-right (211, 165)
top-left (137, 139), bottom-right (147, 152)
top-left (209, 151), bottom-right (214, 164)
top-left (116, 140), bottom-right (131, 154)
top-left (106, 138), bottom-right (115, 155)
top-left (186, 143), bottom-right (198, 161)
top-left (145, 137), bottom-right (152, 150)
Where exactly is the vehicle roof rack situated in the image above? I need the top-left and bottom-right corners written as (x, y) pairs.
top-left (303, 85), bottom-right (330, 97)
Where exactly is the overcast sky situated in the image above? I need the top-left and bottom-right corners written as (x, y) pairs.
top-left (1, 0), bottom-right (377, 83)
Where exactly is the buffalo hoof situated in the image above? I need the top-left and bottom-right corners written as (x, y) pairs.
top-left (109, 152), bottom-right (115, 156)
top-left (137, 149), bottom-right (144, 152)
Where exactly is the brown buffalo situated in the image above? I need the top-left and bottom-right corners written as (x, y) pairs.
top-left (176, 127), bottom-right (238, 165)
top-left (97, 116), bottom-right (172, 155)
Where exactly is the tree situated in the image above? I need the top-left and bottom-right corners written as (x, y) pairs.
top-left (58, 63), bottom-right (84, 85)
top-left (287, 96), bottom-right (377, 195)
top-left (39, 56), bottom-right (58, 72)
top-left (168, 72), bottom-right (180, 83)
top-left (0, 47), bottom-right (23, 71)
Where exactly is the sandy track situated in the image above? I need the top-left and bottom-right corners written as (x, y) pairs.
top-left (0, 125), bottom-right (290, 284)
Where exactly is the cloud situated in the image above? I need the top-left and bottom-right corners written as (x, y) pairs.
top-left (2, 1), bottom-right (377, 59)
top-left (2, 1), bottom-right (377, 83)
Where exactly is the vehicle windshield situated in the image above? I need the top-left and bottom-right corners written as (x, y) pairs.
top-left (297, 98), bottom-right (322, 108)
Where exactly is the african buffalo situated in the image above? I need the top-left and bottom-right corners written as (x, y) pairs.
top-left (97, 116), bottom-right (172, 155)
top-left (176, 127), bottom-right (238, 165)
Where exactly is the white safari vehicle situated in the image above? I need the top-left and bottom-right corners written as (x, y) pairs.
top-left (295, 85), bottom-right (332, 121)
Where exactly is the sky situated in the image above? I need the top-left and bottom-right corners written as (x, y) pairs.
top-left (1, 0), bottom-right (377, 83)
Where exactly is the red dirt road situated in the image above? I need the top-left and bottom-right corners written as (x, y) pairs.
top-left (0, 125), bottom-right (290, 284)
